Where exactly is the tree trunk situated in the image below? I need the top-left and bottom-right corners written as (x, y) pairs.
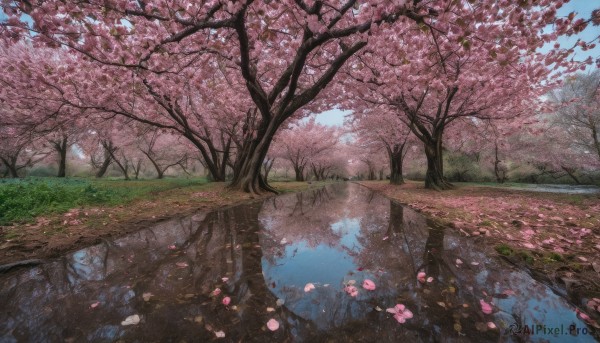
top-left (493, 142), bottom-right (507, 184)
top-left (0, 157), bottom-right (19, 178)
top-left (229, 125), bottom-right (278, 194)
top-left (95, 145), bottom-right (113, 178)
top-left (388, 144), bottom-right (405, 185)
top-left (54, 135), bottom-right (68, 178)
top-left (561, 166), bottom-right (581, 184)
top-left (294, 166), bottom-right (305, 182)
top-left (105, 144), bottom-right (130, 181)
top-left (424, 137), bottom-right (452, 190)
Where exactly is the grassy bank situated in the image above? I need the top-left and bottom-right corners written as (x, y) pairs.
top-left (0, 177), bottom-right (209, 225)
top-left (0, 178), bottom-right (335, 264)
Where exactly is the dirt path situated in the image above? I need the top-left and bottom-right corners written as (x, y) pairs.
top-left (0, 181), bottom-right (332, 266)
top-left (358, 180), bottom-right (600, 317)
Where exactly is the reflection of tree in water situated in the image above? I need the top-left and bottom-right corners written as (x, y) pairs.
top-left (0, 204), bottom-right (319, 342)
top-left (1, 184), bottom-right (590, 342)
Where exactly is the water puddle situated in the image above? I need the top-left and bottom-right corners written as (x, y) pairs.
top-left (0, 183), bottom-right (596, 342)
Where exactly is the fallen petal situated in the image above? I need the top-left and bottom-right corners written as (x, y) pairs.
top-left (480, 299), bottom-right (493, 315)
top-left (176, 262), bottom-right (189, 268)
top-left (212, 288), bottom-right (222, 296)
top-left (121, 314), bottom-right (140, 326)
top-left (142, 292), bottom-right (153, 302)
top-left (267, 318), bottom-right (280, 331)
top-left (426, 277), bottom-right (434, 283)
top-left (266, 307), bottom-right (275, 312)
top-left (456, 258), bottom-right (463, 265)
top-left (214, 330), bottom-right (225, 338)
top-left (90, 301), bottom-right (100, 309)
top-left (362, 279), bottom-right (376, 291)
top-left (304, 283), bottom-right (315, 292)
top-left (487, 322), bottom-right (497, 329)
top-left (393, 312), bottom-right (406, 323)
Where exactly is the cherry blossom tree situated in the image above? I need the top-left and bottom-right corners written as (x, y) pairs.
top-left (272, 119), bottom-right (339, 182)
top-left (349, 109), bottom-right (416, 184)
top-left (549, 71), bottom-right (600, 165)
top-left (338, 1), bottom-right (593, 190)
top-left (1, 0), bottom-right (433, 193)
top-left (136, 127), bottom-right (190, 179)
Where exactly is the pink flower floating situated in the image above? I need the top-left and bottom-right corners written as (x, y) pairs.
top-left (362, 279), bottom-right (376, 291)
top-left (304, 283), bottom-right (315, 292)
top-left (222, 297), bottom-right (231, 306)
top-left (386, 304), bottom-right (414, 324)
top-left (480, 299), bottom-right (493, 314)
top-left (344, 285), bottom-right (359, 297)
top-left (267, 318), bottom-right (280, 331)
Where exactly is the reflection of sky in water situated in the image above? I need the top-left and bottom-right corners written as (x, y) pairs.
top-left (262, 240), bottom-right (357, 288)
top-left (331, 218), bottom-right (362, 252)
top-left (262, 217), bottom-right (364, 290)
top-left (261, 215), bottom-right (382, 328)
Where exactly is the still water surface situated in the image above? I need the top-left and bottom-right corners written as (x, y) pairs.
top-left (0, 183), bottom-right (595, 342)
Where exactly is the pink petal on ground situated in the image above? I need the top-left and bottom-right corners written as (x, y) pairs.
top-left (176, 262), bottom-right (189, 268)
top-left (90, 302), bottom-right (100, 309)
top-left (344, 285), bottom-right (358, 297)
top-left (456, 258), bottom-right (463, 265)
top-left (168, 245), bottom-right (177, 250)
top-left (389, 304), bottom-right (413, 324)
top-left (362, 279), bottom-right (376, 291)
top-left (304, 283), bottom-right (315, 292)
top-left (393, 313), bottom-right (406, 323)
top-left (427, 277), bottom-right (434, 283)
top-left (487, 322), bottom-right (497, 329)
top-left (222, 297), bottom-right (231, 306)
top-left (480, 299), bottom-right (493, 314)
top-left (382, 236), bottom-right (389, 241)
top-left (212, 288), bottom-right (222, 296)
top-left (578, 310), bottom-right (591, 321)
top-left (267, 318), bottom-right (280, 331)
top-left (221, 277), bottom-right (229, 282)
top-left (417, 271), bottom-right (426, 283)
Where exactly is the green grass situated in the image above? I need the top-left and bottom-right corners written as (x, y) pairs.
top-left (495, 244), bottom-right (514, 256)
top-left (0, 177), bottom-right (208, 225)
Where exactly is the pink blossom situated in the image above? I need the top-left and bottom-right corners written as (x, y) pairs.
top-left (362, 279), bottom-right (376, 291)
top-left (344, 285), bottom-right (359, 297)
top-left (212, 288), bottom-right (221, 296)
top-left (304, 283), bottom-right (315, 292)
top-left (480, 299), bottom-right (493, 314)
top-left (386, 304), bottom-right (414, 324)
top-left (222, 297), bottom-right (231, 306)
top-left (266, 318), bottom-right (279, 331)
top-left (417, 271), bottom-right (426, 283)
